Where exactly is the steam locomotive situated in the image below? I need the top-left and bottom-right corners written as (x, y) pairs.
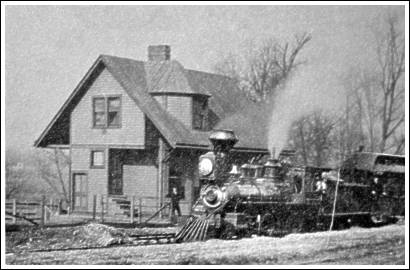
top-left (175, 130), bottom-right (404, 242)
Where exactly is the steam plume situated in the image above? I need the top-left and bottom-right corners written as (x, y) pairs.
top-left (267, 65), bottom-right (344, 157)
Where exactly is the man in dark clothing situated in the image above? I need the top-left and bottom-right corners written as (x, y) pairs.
top-left (170, 187), bottom-right (182, 217)
top-left (371, 177), bottom-right (384, 200)
top-left (370, 177), bottom-right (384, 213)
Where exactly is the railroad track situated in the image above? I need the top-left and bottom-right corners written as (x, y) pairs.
top-left (128, 233), bottom-right (176, 243)
top-left (13, 233), bottom-right (177, 254)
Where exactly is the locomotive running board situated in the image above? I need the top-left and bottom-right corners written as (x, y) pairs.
top-left (321, 211), bottom-right (370, 217)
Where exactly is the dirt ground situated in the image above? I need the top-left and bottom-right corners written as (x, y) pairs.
top-left (5, 223), bottom-right (406, 265)
top-left (6, 222), bottom-right (177, 253)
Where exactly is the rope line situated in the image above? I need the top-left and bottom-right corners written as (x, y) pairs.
top-left (329, 169), bottom-right (341, 232)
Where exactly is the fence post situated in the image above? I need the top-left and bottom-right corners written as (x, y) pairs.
top-left (130, 196), bottom-right (135, 224)
top-left (92, 195), bottom-right (97, 220)
top-left (58, 199), bottom-right (62, 215)
top-left (12, 199), bottom-right (17, 224)
top-left (50, 198), bottom-right (54, 217)
top-left (100, 195), bottom-right (104, 223)
top-left (41, 195), bottom-right (46, 227)
top-left (138, 198), bottom-right (142, 224)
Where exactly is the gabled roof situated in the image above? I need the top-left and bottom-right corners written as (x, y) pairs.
top-left (185, 69), bottom-right (250, 120)
top-left (35, 54), bottom-right (259, 151)
top-left (145, 60), bottom-right (199, 95)
top-left (102, 55), bottom-right (210, 147)
top-left (215, 104), bottom-right (269, 151)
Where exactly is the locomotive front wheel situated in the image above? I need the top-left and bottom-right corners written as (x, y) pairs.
top-left (288, 214), bottom-right (305, 233)
top-left (261, 213), bottom-right (276, 236)
top-left (369, 203), bottom-right (390, 226)
top-left (219, 221), bottom-right (237, 239)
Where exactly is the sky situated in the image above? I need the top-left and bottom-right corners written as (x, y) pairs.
top-left (4, 4), bottom-right (405, 149)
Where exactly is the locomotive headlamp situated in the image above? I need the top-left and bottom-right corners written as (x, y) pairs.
top-left (205, 189), bottom-right (217, 202)
top-left (201, 185), bottom-right (226, 209)
top-left (199, 157), bottom-right (214, 176)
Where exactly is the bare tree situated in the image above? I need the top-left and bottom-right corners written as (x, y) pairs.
top-left (289, 111), bottom-right (334, 167)
top-left (376, 14), bottom-right (405, 152)
top-left (214, 33), bottom-right (312, 102)
top-left (213, 52), bottom-right (242, 84)
top-left (6, 161), bottom-right (28, 199)
top-left (358, 72), bottom-right (380, 152)
top-left (338, 69), bottom-right (375, 158)
top-left (337, 13), bottom-right (405, 156)
top-left (36, 148), bottom-right (70, 203)
top-left (5, 148), bottom-right (40, 199)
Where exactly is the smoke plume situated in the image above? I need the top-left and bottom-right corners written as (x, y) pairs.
top-left (267, 65), bottom-right (344, 157)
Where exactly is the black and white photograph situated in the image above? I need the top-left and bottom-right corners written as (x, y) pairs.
top-left (1, 2), bottom-right (408, 267)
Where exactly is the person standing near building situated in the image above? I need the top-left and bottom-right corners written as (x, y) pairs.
top-left (171, 187), bottom-right (182, 217)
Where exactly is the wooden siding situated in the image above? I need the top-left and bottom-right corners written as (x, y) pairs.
top-left (167, 96), bottom-right (192, 129)
top-left (123, 165), bottom-right (158, 198)
top-left (71, 147), bottom-right (107, 211)
top-left (153, 95), bottom-right (166, 108)
top-left (153, 95), bottom-right (192, 129)
top-left (71, 68), bottom-right (145, 145)
top-left (121, 149), bottom-right (158, 198)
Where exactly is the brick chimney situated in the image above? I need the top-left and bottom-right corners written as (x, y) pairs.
top-left (148, 45), bottom-right (170, 61)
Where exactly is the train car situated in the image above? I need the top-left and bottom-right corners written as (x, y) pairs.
top-left (175, 130), bottom-right (403, 242)
top-left (339, 151), bottom-right (405, 221)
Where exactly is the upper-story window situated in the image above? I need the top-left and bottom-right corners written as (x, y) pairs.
top-left (92, 96), bottom-right (121, 128)
top-left (192, 96), bottom-right (208, 130)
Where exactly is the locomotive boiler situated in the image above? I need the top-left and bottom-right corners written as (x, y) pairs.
top-left (175, 130), bottom-right (401, 242)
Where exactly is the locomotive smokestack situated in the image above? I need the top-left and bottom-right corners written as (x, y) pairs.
top-left (209, 129), bottom-right (238, 154)
top-left (270, 148), bottom-right (276, 159)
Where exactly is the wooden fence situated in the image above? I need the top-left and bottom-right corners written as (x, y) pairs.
top-left (6, 195), bottom-right (177, 226)
top-left (5, 196), bottom-right (60, 225)
top-left (97, 195), bottom-right (175, 224)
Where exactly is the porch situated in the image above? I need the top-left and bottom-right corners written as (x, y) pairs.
top-left (71, 147), bottom-right (203, 218)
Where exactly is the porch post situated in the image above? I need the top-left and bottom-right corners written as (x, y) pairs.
top-left (158, 138), bottom-right (169, 217)
top-left (68, 146), bottom-right (73, 214)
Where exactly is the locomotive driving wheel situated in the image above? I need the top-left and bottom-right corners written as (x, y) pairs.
top-left (287, 212), bottom-right (305, 233)
top-left (369, 202), bottom-right (389, 226)
top-left (268, 210), bottom-right (289, 236)
top-left (369, 212), bottom-right (389, 225)
top-left (261, 213), bottom-right (275, 236)
top-left (218, 220), bottom-right (237, 239)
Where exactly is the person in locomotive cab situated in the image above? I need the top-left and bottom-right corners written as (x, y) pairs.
top-left (315, 174), bottom-right (328, 194)
top-left (370, 177), bottom-right (384, 200)
top-left (170, 187), bottom-right (182, 217)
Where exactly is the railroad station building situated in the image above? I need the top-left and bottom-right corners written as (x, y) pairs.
top-left (35, 45), bottom-right (269, 216)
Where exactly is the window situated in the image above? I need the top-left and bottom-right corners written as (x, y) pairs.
top-left (375, 156), bottom-right (405, 166)
top-left (93, 98), bottom-right (106, 127)
top-left (92, 96), bottom-right (121, 128)
top-left (192, 96), bottom-right (208, 130)
top-left (108, 97), bottom-right (121, 127)
top-left (90, 150), bottom-right (105, 168)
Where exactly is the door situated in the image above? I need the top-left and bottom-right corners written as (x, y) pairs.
top-left (109, 150), bottom-right (123, 195)
top-left (73, 173), bottom-right (88, 211)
